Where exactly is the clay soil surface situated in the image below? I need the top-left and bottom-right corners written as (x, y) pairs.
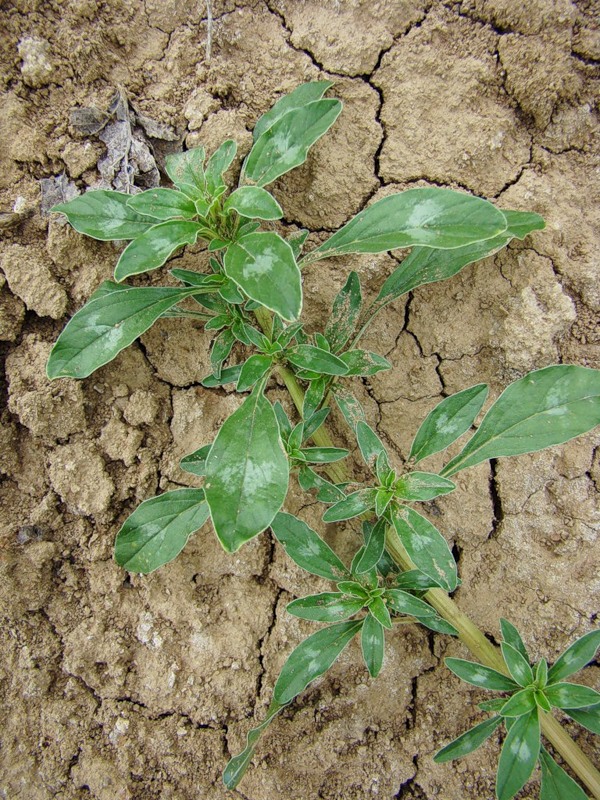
top-left (1, 1), bottom-right (599, 798)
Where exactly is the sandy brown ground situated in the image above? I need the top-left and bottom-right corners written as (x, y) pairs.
top-left (1, 1), bottom-right (599, 798)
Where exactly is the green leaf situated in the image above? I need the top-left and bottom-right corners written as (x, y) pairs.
top-left (297, 466), bottom-right (346, 503)
top-left (334, 388), bottom-right (366, 430)
top-left (253, 81), bottom-right (335, 141)
top-left (354, 518), bottom-right (386, 574)
top-left (361, 613), bottom-right (385, 678)
top-left (539, 747), bottom-right (589, 800)
top-left (479, 699), bottom-right (508, 713)
top-left (303, 375), bottom-right (327, 419)
top-left (223, 700), bottom-right (286, 790)
top-left (224, 231), bottom-right (302, 321)
top-left (356, 420), bottom-right (387, 471)
top-left (500, 687), bottom-right (537, 717)
top-left (322, 488), bottom-right (378, 522)
top-left (374, 208), bottom-right (545, 307)
top-left (179, 444), bottom-right (212, 477)
top-left (126, 188), bottom-right (197, 220)
top-left (339, 350), bottom-right (391, 377)
top-left (324, 272), bottom-right (362, 353)
top-left (165, 146), bottom-right (206, 198)
top-left (535, 690), bottom-right (552, 712)
top-left (434, 716), bottom-right (503, 763)
top-left (535, 658), bottom-right (548, 689)
top-left (375, 488), bottom-right (394, 518)
top-left (565, 704), bottom-right (600, 735)
top-left (445, 658), bottom-right (520, 692)
top-left (286, 592), bottom-right (364, 623)
top-left (225, 186), bottom-right (283, 220)
top-left (210, 328), bottom-right (235, 379)
top-left (288, 229), bottom-right (309, 260)
top-left (501, 643), bottom-right (534, 688)
top-left (114, 220), bottom-right (203, 281)
top-left (394, 472), bottom-right (456, 502)
top-left (201, 364), bottom-right (242, 388)
top-left (270, 512), bottom-right (350, 581)
top-left (205, 140), bottom-right (237, 195)
top-left (545, 682), bottom-right (600, 710)
top-left (394, 570), bottom-right (442, 591)
top-left (204, 389), bottom-right (289, 552)
top-left (236, 354), bottom-right (273, 392)
top-left (547, 629), bottom-right (600, 683)
top-left (52, 190), bottom-right (156, 240)
top-left (298, 447), bottom-right (349, 464)
top-left (442, 366), bottom-right (600, 476)
top-left (393, 507), bottom-right (458, 592)
top-left (244, 98), bottom-right (342, 187)
top-left (384, 589), bottom-right (437, 619)
top-left (302, 407), bottom-right (331, 442)
top-left (114, 488), bottom-right (209, 573)
top-left (420, 615), bottom-right (459, 636)
top-left (170, 268), bottom-right (225, 290)
top-left (287, 345), bottom-right (349, 375)
top-left (500, 619), bottom-right (530, 664)
top-left (273, 620), bottom-right (363, 705)
top-left (367, 596), bottom-right (392, 629)
top-left (308, 189), bottom-right (508, 263)
top-left (496, 709), bottom-right (540, 800)
top-left (47, 286), bottom-right (201, 379)
top-left (409, 384), bottom-right (489, 463)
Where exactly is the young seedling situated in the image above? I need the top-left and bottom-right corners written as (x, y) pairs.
top-left (47, 82), bottom-right (600, 798)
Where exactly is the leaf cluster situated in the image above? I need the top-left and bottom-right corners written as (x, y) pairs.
top-left (436, 624), bottom-right (600, 800)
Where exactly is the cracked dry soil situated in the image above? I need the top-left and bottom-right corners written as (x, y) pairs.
top-left (1, 1), bottom-right (599, 798)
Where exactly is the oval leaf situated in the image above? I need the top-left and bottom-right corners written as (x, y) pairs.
top-left (114, 220), bottom-right (203, 281)
top-left (298, 447), bottom-right (349, 464)
top-left (547, 629), bottom-right (600, 684)
top-left (500, 688), bottom-right (537, 717)
top-left (409, 384), bottom-right (489, 463)
top-left (339, 349), bottom-right (391, 377)
top-left (375, 209), bottom-right (545, 307)
top-left (205, 140), bottom-right (237, 195)
top-left (384, 589), bottom-right (437, 619)
top-left (442, 366), bottom-right (600, 476)
top-left (127, 188), bottom-right (197, 220)
top-left (224, 232), bottom-right (302, 321)
top-left (445, 658), bottom-right (519, 692)
top-left (204, 390), bottom-right (289, 552)
top-left (539, 747), bottom-right (589, 800)
top-left (434, 716), bottom-right (503, 763)
top-left (394, 472), bottom-right (456, 502)
top-left (253, 81), bottom-right (334, 141)
top-left (225, 186), bottom-right (283, 220)
top-left (322, 488), bottom-right (378, 523)
top-left (52, 190), bottom-right (156, 240)
top-left (500, 618), bottom-right (530, 664)
top-left (287, 345), bottom-right (349, 375)
top-left (165, 146), bottom-right (206, 198)
top-left (180, 444), bottom-right (212, 477)
top-left (236, 354), bottom-right (273, 393)
top-left (393, 507), bottom-right (458, 592)
top-left (565, 704), bottom-right (600, 735)
top-left (271, 512), bottom-right (350, 581)
top-left (361, 613), bottom-right (385, 678)
top-left (354, 518), bottom-right (386, 574)
top-left (286, 592), bottom-right (364, 623)
top-left (307, 189), bottom-right (508, 262)
top-left (501, 643), bottom-right (534, 688)
top-left (46, 285), bottom-right (200, 379)
top-left (496, 709), bottom-right (540, 800)
top-left (324, 271), bottom-right (362, 353)
top-left (244, 98), bottom-right (342, 187)
top-left (544, 682), bottom-right (600, 710)
top-left (114, 488), bottom-right (209, 573)
top-left (273, 620), bottom-right (362, 705)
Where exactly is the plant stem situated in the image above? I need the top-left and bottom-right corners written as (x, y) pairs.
top-left (268, 349), bottom-right (600, 799)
